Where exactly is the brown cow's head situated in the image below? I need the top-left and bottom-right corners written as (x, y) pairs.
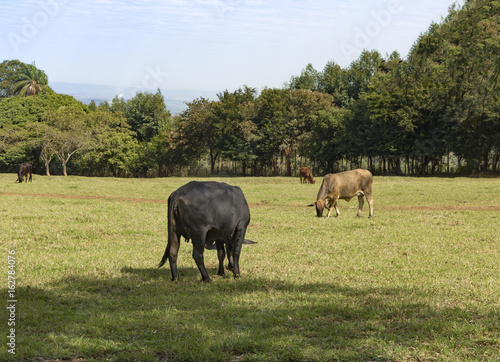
top-left (307, 200), bottom-right (325, 217)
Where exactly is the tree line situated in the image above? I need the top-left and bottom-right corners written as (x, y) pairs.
top-left (1, 0), bottom-right (499, 177)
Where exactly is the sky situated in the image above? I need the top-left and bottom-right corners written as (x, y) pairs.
top-left (1, 0), bottom-right (459, 102)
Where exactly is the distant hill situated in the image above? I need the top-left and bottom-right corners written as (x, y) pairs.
top-left (50, 82), bottom-right (217, 115)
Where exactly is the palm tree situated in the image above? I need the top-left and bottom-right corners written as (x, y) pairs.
top-left (13, 62), bottom-right (48, 97)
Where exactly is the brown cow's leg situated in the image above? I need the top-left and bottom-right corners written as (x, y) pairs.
top-left (357, 194), bottom-right (364, 217)
top-left (327, 203), bottom-right (338, 218)
top-left (326, 207), bottom-right (333, 218)
top-left (334, 202), bottom-right (340, 217)
top-left (332, 196), bottom-right (341, 217)
top-left (365, 192), bottom-right (374, 218)
top-left (325, 196), bottom-right (338, 218)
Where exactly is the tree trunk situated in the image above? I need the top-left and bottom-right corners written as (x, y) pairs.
top-left (210, 149), bottom-right (218, 175)
top-left (62, 161), bottom-right (68, 176)
top-left (284, 147), bottom-right (292, 177)
top-left (481, 151), bottom-right (489, 172)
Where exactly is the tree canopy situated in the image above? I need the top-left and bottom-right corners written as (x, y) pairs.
top-left (1, 0), bottom-right (499, 176)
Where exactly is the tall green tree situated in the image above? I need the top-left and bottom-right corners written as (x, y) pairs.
top-left (253, 88), bottom-right (289, 174)
top-left (319, 61), bottom-right (349, 108)
top-left (288, 63), bottom-right (321, 91)
top-left (168, 97), bottom-right (217, 171)
top-left (42, 107), bottom-right (91, 176)
top-left (286, 89), bottom-right (336, 175)
top-left (124, 90), bottom-right (171, 142)
top-left (75, 109), bottom-right (140, 177)
top-left (213, 86), bottom-right (258, 175)
top-left (300, 108), bottom-right (347, 173)
top-left (345, 50), bottom-right (383, 101)
top-left (407, 0), bottom-right (500, 173)
top-left (0, 60), bottom-right (24, 98)
top-left (253, 88), bottom-right (336, 175)
top-left (13, 62), bottom-right (48, 97)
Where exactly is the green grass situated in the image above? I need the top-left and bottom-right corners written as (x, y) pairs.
top-left (1, 174), bottom-right (499, 361)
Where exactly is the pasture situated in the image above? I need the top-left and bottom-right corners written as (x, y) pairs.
top-left (0, 174), bottom-right (499, 361)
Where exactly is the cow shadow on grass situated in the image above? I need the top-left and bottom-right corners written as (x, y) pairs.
top-left (9, 268), bottom-right (498, 361)
top-left (120, 265), bottom-right (203, 280)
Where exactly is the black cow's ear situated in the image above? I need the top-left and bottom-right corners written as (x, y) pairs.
top-left (307, 202), bottom-right (316, 207)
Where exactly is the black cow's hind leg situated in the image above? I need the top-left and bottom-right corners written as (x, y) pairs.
top-left (230, 227), bottom-right (246, 278)
top-left (225, 242), bottom-right (234, 271)
top-left (192, 239), bottom-right (210, 282)
top-left (216, 240), bottom-right (226, 276)
top-left (159, 228), bottom-right (181, 281)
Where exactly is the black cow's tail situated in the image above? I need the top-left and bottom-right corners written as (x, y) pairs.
top-left (158, 248), bottom-right (168, 268)
top-left (243, 239), bottom-right (256, 244)
top-left (158, 191), bottom-right (180, 268)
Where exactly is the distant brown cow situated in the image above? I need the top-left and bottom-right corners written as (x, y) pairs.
top-left (308, 169), bottom-right (373, 218)
top-left (299, 166), bottom-right (316, 184)
top-left (16, 162), bottom-right (32, 183)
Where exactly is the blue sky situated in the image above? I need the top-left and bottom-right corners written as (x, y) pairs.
top-left (2, 0), bottom-right (458, 98)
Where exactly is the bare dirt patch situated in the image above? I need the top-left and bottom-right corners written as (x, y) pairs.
top-left (2, 192), bottom-right (499, 212)
top-left (2, 192), bottom-right (168, 204)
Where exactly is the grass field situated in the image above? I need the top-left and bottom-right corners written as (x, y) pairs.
top-left (1, 174), bottom-right (499, 361)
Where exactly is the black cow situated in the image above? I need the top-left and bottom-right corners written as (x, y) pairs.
top-left (16, 162), bottom-right (32, 183)
top-left (158, 181), bottom-right (255, 282)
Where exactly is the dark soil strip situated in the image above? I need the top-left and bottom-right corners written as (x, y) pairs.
top-left (2, 192), bottom-right (499, 211)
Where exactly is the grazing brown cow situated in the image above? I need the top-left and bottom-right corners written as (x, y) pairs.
top-left (16, 162), bottom-right (32, 183)
top-left (299, 166), bottom-right (316, 184)
top-left (308, 169), bottom-right (373, 218)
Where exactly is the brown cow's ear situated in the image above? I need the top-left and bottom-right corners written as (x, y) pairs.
top-left (307, 202), bottom-right (316, 207)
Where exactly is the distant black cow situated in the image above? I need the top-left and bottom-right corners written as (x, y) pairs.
top-left (16, 162), bottom-right (32, 183)
top-left (158, 181), bottom-right (256, 282)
